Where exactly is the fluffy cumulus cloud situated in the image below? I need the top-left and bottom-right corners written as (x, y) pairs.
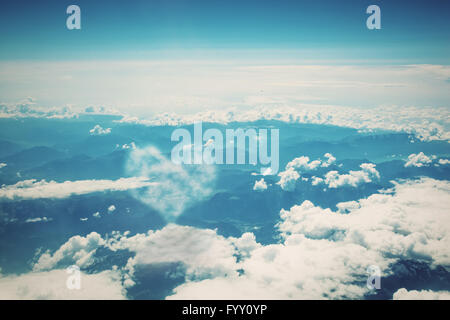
top-left (253, 178), bottom-right (268, 191)
top-left (125, 146), bottom-right (216, 220)
top-left (167, 178), bottom-right (450, 299)
top-left (322, 163), bottom-right (380, 188)
top-left (405, 152), bottom-right (434, 168)
top-left (89, 124), bottom-right (111, 135)
top-left (0, 269), bottom-right (125, 299)
top-left (393, 288), bottom-right (450, 300)
top-left (33, 232), bottom-right (105, 271)
top-left (25, 224), bottom-right (241, 294)
top-left (277, 167), bottom-right (300, 191)
top-left (0, 163), bottom-right (6, 169)
top-left (278, 178), bottom-right (450, 266)
top-left (9, 178), bottom-right (448, 300)
top-left (277, 153), bottom-right (336, 191)
top-left (0, 177), bottom-right (156, 200)
top-left (108, 205), bottom-right (116, 213)
top-left (403, 152), bottom-right (450, 168)
top-left (107, 224), bottom-right (239, 282)
top-left (277, 154), bottom-right (378, 190)
top-left (286, 153), bottom-right (336, 171)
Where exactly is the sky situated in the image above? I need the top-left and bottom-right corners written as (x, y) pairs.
top-left (1, 0), bottom-right (449, 61)
top-left (0, 0), bottom-right (449, 114)
top-left (1, 0), bottom-right (450, 301)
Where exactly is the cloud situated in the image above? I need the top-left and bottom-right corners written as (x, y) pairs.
top-left (2, 62), bottom-right (450, 142)
top-left (0, 177), bottom-right (156, 200)
top-left (403, 153), bottom-right (450, 168)
top-left (120, 142), bottom-right (136, 150)
top-left (168, 178), bottom-right (450, 299)
top-left (0, 163), bottom-right (6, 169)
top-left (253, 178), bottom-right (268, 191)
top-left (33, 232), bottom-right (105, 271)
top-left (311, 176), bottom-right (324, 186)
top-left (125, 146), bottom-right (216, 220)
top-left (119, 104), bottom-right (450, 142)
top-left (25, 217), bottom-right (52, 223)
top-left (277, 167), bottom-right (300, 191)
top-left (108, 224), bottom-right (238, 282)
top-left (322, 163), bottom-right (380, 188)
top-left (22, 178), bottom-right (450, 299)
top-left (393, 288), bottom-right (450, 300)
top-left (108, 205), bottom-right (116, 213)
top-left (286, 156), bottom-right (322, 171)
top-left (0, 269), bottom-right (126, 300)
top-left (0, 98), bottom-right (122, 120)
top-left (322, 153), bottom-right (336, 167)
top-left (278, 178), bottom-right (450, 266)
top-left (277, 153), bottom-right (338, 191)
top-left (405, 152), bottom-right (434, 167)
top-left (89, 124), bottom-right (111, 136)
top-left (285, 154), bottom-right (336, 172)
top-left (0, 98), bottom-right (77, 119)
top-left (277, 154), bottom-right (377, 190)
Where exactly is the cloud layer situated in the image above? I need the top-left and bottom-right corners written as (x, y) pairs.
top-left (0, 177), bottom-right (156, 200)
top-left (0, 269), bottom-right (125, 300)
top-left (17, 177), bottom-right (448, 300)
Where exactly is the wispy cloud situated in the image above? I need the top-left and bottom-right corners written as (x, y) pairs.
top-left (0, 177), bottom-right (156, 200)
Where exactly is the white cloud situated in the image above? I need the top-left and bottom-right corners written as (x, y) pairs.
top-left (108, 224), bottom-right (238, 281)
top-left (405, 152), bottom-right (433, 167)
top-left (0, 269), bottom-right (126, 300)
top-left (286, 156), bottom-right (322, 171)
top-left (311, 176), bottom-right (324, 186)
top-left (108, 205), bottom-right (116, 213)
top-left (393, 288), bottom-right (450, 300)
top-left (121, 142), bottom-right (136, 150)
top-left (33, 232), bottom-right (105, 271)
top-left (0, 177), bottom-right (156, 200)
top-left (278, 178), bottom-right (450, 266)
top-left (278, 155), bottom-right (378, 190)
top-left (323, 163), bottom-right (380, 188)
top-left (278, 154), bottom-right (338, 190)
top-left (277, 167), bottom-right (300, 191)
top-left (322, 153), bottom-right (336, 167)
top-left (89, 124), bottom-right (111, 136)
top-left (253, 178), bottom-right (268, 191)
top-left (439, 159), bottom-right (450, 165)
top-left (92, 212), bottom-right (101, 219)
top-left (25, 217), bottom-right (52, 223)
top-left (125, 146), bottom-right (216, 220)
top-left (168, 178), bottom-right (450, 299)
top-left (286, 154), bottom-right (336, 171)
top-left (0, 98), bottom-right (78, 119)
top-left (2, 62), bottom-right (450, 142)
top-left (0, 163), bottom-right (6, 169)
top-left (23, 178), bottom-right (450, 300)
top-left (119, 104), bottom-right (450, 142)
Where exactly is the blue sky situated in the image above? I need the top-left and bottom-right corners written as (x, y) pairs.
top-left (0, 1), bottom-right (449, 113)
top-left (0, 0), bottom-right (449, 63)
